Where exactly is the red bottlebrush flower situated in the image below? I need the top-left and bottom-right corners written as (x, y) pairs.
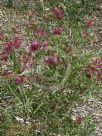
top-left (0, 33), bottom-right (6, 40)
top-left (44, 55), bottom-right (58, 65)
top-left (35, 28), bottom-right (43, 37)
top-left (0, 38), bottom-right (20, 61)
top-left (35, 28), bottom-right (48, 38)
top-left (3, 36), bottom-right (21, 53)
top-left (75, 116), bottom-right (82, 125)
top-left (15, 76), bottom-right (23, 84)
top-left (2, 42), bottom-right (13, 56)
top-left (12, 36), bottom-right (22, 49)
top-left (30, 40), bottom-right (39, 52)
top-left (52, 27), bottom-right (63, 35)
top-left (86, 58), bottom-right (102, 81)
top-left (82, 31), bottom-right (89, 38)
top-left (87, 20), bottom-right (94, 28)
top-left (52, 6), bottom-right (64, 20)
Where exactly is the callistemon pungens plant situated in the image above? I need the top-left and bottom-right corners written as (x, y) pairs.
top-left (86, 58), bottom-right (102, 82)
top-left (0, 1), bottom-right (97, 135)
top-left (30, 40), bottom-right (40, 52)
top-left (44, 55), bottom-right (58, 65)
top-left (15, 76), bottom-right (24, 84)
top-left (52, 6), bottom-right (64, 20)
top-left (52, 27), bottom-right (63, 35)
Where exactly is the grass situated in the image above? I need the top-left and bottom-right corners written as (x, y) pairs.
top-left (0, 0), bottom-right (101, 135)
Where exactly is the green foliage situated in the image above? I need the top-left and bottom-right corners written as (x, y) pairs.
top-left (0, 0), bottom-right (100, 135)
top-left (4, 0), bottom-right (13, 8)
